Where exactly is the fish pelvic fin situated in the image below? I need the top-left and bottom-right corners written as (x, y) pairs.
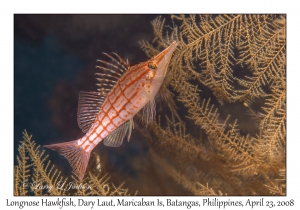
top-left (44, 140), bottom-right (90, 181)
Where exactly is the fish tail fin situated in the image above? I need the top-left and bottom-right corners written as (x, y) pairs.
top-left (44, 139), bottom-right (91, 181)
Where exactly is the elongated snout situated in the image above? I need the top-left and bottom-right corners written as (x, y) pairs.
top-left (151, 41), bottom-right (178, 77)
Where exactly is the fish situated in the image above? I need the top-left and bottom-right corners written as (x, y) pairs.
top-left (44, 41), bottom-right (178, 180)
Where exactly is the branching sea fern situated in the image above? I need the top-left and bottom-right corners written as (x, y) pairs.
top-left (138, 14), bottom-right (286, 195)
top-left (15, 14), bottom-right (286, 196)
top-left (14, 130), bottom-right (132, 196)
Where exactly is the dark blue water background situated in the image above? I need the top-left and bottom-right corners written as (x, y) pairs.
top-left (14, 15), bottom-right (181, 195)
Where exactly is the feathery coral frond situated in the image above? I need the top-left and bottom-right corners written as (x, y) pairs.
top-left (138, 14), bottom-right (286, 195)
top-left (14, 130), bottom-right (132, 196)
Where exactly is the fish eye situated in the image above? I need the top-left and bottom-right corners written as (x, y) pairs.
top-left (148, 62), bottom-right (157, 70)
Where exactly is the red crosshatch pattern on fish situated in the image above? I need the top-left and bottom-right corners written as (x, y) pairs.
top-left (44, 41), bottom-right (178, 180)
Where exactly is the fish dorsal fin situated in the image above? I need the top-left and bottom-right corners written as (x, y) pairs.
top-left (95, 52), bottom-right (130, 95)
top-left (103, 118), bottom-right (134, 147)
top-left (78, 54), bottom-right (129, 133)
top-left (77, 91), bottom-right (105, 133)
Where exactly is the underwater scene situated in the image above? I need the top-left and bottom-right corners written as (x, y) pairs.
top-left (14, 14), bottom-right (286, 196)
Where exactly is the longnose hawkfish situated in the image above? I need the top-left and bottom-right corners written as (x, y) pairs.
top-left (44, 41), bottom-right (178, 180)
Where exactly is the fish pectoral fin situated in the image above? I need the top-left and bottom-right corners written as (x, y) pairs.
top-left (103, 119), bottom-right (134, 147)
top-left (141, 98), bottom-right (156, 124)
top-left (77, 91), bottom-right (104, 133)
top-left (126, 118), bottom-right (134, 142)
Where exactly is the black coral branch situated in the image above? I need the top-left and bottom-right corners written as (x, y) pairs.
top-left (14, 130), bottom-right (132, 196)
top-left (138, 14), bottom-right (286, 195)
